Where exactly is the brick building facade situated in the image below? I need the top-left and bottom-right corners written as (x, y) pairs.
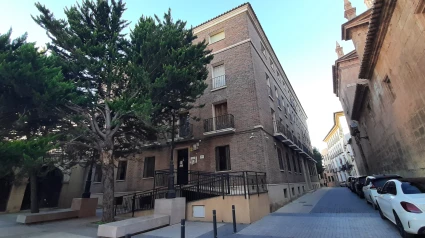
top-left (89, 3), bottom-right (319, 212)
top-left (333, 0), bottom-right (425, 176)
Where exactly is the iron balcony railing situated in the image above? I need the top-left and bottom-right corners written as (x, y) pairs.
top-left (276, 121), bottom-right (293, 141)
top-left (212, 75), bottom-right (226, 89)
top-left (204, 114), bottom-right (235, 132)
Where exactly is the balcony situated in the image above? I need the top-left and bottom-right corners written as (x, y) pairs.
top-left (212, 75), bottom-right (226, 90)
top-left (273, 121), bottom-right (295, 146)
top-left (203, 114), bottom-right (235, 136)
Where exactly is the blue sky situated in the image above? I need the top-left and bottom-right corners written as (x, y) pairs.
top-left (0, 0), bottom-right (368, 150)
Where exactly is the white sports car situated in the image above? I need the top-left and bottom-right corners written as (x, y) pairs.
top-left (376, 178), bottom-right (425, 238)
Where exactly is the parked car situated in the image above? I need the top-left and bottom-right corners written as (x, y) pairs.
top-left (355, 176), bottom-right (367, 198)
top-left (340, 181), bottom-right (347, 187)
top-left (347, 177), bottom-right (354, 189)
top-left (350, 176), bottom-right (358, 192)
top-left (376, 178), bottom-right (425, 238)
top-left (363, 174), bottom-right (402, 209)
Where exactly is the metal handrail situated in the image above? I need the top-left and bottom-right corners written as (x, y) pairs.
top-left (212, 75), bottom-right (226, 89)
top-left (203, 114), bottom-right (235, 132)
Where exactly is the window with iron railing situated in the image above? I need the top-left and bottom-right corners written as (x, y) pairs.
top-left (212, 64), bottom-right (225, 89)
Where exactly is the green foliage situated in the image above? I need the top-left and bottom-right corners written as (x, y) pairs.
top-left (313, 147), bottom-right (324, 174)
top-left (0, 136), bottom-right (58, 178)
top-left (130, 9), bottom-right (213, 123)
top-left (0, 29), bottom-right (75, 138)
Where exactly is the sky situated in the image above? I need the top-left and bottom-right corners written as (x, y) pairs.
top-left (0, 0), bottom-right (368, 150)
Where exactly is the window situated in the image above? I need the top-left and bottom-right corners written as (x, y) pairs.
top-left (216, 145), bottom-right (231, 171)
top-left (212, 64), bottom-right (225, 89)
top-left (271, 109), bottom-right (277, 133)
top-left (116, 161), bottom-right (127, 180)
top-left (292, 187), bottom-right (295, 195)
top-left (275, 87), bottom-right (278, 99)
top-left (387, 182), bottom-right (397, 195)
top-left (266, 74), bottom-right (273, 97)
top-left (277, 147), bottom-right (284, 170)
top-left (94, 164), bottom-right (102, 182)
top-left (260, 42), bottom-right (267, 56)
top-left (209, 31), bottom-right (225, 44)
top-left (143, 157), bottom-right (155, 178)
top-left (383, 76), bottom-right (396, 102)
top-left (401, 181), bottom-right (425, 194)
top-left (270, 58), bottom-right (275, 70)
top-left (283, 188), bottom-right (288, 198)
top-left (298, 187), bottom-right (300, 194)
top-left (292, 155), bottom-right (297, 173)
top-left (298, 157), bottom-right (302, 174)
top-left (277, 71), bottom-right (281, 82)
top-left (286, 152), bottom-right (291, 172)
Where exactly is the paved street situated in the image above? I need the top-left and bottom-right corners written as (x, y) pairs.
top-left (0, 187), bottom-right (408, 238)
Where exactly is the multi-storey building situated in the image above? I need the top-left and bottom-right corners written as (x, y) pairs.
top-left (333, 0), bottom-right (425, 176)
top-left (0, 3), bottom-right (319, 219)
top-left (323, 112), bottom-right (359, 184)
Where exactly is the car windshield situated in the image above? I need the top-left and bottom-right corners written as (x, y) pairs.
top-left (402, 181), bottom-right (425, 194)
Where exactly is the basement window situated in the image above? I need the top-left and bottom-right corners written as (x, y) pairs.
top-left (283, 188), bottom-right (288, 198)
top-left (292, 187), bottom-right (295, 195)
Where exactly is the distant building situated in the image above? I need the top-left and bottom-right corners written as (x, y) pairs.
top-left (323, 112), bottom-right (359, 185)
top-left (333, 0), bottom-right (425, 176)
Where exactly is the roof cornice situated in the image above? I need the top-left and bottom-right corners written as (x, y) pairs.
top-left (341, 8), bottom-right (373, 41)
top-left (359, 0), bottom-right (397, 79)
top-left (193, 3), bottom-right (249, 34)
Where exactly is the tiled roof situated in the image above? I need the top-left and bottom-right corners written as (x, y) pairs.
top-left (358, 0), bottom-right (396, 79)
top-left (193, 3), bottom-right (250, 29)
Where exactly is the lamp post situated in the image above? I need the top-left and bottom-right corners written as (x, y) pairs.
top-left (167, 111), bottom-right (176, 199)
top-left (82, 151), bottom-right (97, 198)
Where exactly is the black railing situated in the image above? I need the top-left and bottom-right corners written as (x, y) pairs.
top-left (114, 187), bottom-right (168, 216)
top-left (204, 114), bottom-right (235, 132)
top-left (212, 75), bottom-right (226, 89)
top-left (275, 121), bottom-right (293, 142)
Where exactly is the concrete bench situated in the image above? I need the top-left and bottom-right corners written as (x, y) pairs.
top-left (97, 214), bottom-right (169, 238)
top-left (16, 209), bottom-right (79, 224)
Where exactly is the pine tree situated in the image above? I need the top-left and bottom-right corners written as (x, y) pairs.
top-left (129, 9), bottom-right (213, 197)
top-left (33, 0), bottom-right (153, 222)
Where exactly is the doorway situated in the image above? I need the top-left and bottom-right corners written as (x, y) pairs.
top-left (21, 167), bottom-right (63, 210)
top-left (0, 174), bottom-right (14, 212)
top-left (177, 148), bottom-right (189, 185)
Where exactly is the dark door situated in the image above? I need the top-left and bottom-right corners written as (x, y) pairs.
top-left (177, 149), bottom-right (189, 185)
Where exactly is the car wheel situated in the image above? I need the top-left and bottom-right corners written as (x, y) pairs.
top-left (377, 204), bottom-right (386, 220)
top-left (394, 213), bottom-right (414, 238)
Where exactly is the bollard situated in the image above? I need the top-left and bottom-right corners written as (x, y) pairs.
top-left (232, 205), bottom-right (237, 233)
top-left (181, 219), bottom-right (185, 238)
top-left (213, 210), bottom-right (217, 238)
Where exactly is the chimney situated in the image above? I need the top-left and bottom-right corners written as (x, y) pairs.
top-left (364, 0), bottom-right (373, 9)
top-left (336, 41), bottom-right (344, 58)
top-left (344, 0), bottom-right (357, 20)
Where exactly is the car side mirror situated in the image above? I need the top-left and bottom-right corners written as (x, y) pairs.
top-left (377, 187), bottom-right (383, 194)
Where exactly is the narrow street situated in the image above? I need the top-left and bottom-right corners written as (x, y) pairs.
top-left (236, 187), bottom-right (401, 238)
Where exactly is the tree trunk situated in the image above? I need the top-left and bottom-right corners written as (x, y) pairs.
top-left (101, 149), bottom-right (115, 222)
top-left (30, 171), bottom-right (39, 213)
